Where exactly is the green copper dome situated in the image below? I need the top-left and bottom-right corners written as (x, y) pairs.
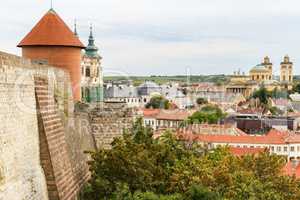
top-left (250, 64), bottom-right (269, 72)
top-left (85, 25), bottom-right (100, 58)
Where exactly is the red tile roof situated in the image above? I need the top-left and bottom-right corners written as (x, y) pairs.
top-left (282, 162), bottom-right (300, 179)
top-left (238, 108), bottom-right (264, 115)
top-left (229, 147), bottom-right (265, 157)
top-left (156, 110), bottom-right (191, 121)
top-left (177, 124), bottom-right (247, 136)
top-left (287, 112), bottom-right (300, 117)
top-left (177, 129), bottom-right (300, 145)
top-left (18, 9), bottom-right (85, 48)
top-left (143, 109), bottom-right (160, 118)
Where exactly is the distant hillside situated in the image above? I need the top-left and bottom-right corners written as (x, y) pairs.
top-left (104, 75), bottom-right (230, 86)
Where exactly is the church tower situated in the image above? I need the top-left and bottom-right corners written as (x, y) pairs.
top-left (280, 55), bottom-right (293, 83)
top-left (17, 9), bottom-right (85, 101)
top-left (81, 25), bottom-right (104, 102)
top-left (261, 56), bottom-right (273, 80)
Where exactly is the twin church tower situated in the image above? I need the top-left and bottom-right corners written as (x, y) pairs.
top-left (250, 55), bottom-right (293, 83)
top-left (17, 8), bottom-right (103, 102)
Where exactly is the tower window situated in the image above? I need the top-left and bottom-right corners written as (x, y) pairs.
top-left (86, 68), bottom-right (91, 77)
top-left (257, 75), bottom-right (259, 80)
top-left (283, 75), bottom-right (286, 81)
top-left (289, 76), bottom-right (292, 81)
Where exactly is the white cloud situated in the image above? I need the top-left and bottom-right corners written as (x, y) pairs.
top-left (1, 0), bottom-right (300, 75)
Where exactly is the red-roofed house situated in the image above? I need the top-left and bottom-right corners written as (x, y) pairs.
top-left (177, 129), bottom-right (300, 160)
top-left (143, 109), bottom-right (160, 129)
top-left (142, 109), bottom-right (193, 130)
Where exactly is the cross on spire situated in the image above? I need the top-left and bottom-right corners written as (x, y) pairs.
top-left (89, 23), bottom-right (93, 37)
top-left (51, 0), bottom-right (53, 9)
top-left (74, 19), bottom-right (78, 37)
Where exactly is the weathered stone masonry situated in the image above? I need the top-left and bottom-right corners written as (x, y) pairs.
top-left (0, 52), bottom-right (49, 200)
top-left (0, 50), bottom-right (136, 199)
top-left (89, 102), bottom-right (135, 149)
top-left (35, 76), bottom-right (78, 200)
top-left (0, 51), bottom-right (96, 200)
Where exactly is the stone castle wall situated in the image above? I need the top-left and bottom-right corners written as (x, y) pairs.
top-left (0, 51), bottom-right (97, 200)
top-left (89, 102), bottom-right (135, 149)
top-left (0, 52), bottom-right (49, 200)
top-left (0, 51), bottom-right (135, 199)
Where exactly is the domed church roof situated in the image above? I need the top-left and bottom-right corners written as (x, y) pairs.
top-left (84, 25), bottom-right (101, 58)
top-left (250, 64), bottom-right (269, 72)
top-left (17, 9), bottom-right (85, 48)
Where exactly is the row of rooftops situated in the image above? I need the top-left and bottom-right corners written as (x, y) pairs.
top-left (177, 129), bottom-right (300, 145)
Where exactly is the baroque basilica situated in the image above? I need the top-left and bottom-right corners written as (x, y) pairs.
top-left (226, 55), bottom-right (294, 97)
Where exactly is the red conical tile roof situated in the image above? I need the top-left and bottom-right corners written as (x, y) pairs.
top-left (18, 9), bottom-right (85, 48)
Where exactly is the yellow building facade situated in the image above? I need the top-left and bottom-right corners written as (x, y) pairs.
top-left (227, 56), bottom-right (294, 98)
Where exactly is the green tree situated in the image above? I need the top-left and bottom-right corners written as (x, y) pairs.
top-left (252, 86), bottom-right (270, 105)
top-left (293, 83), bottom-right (300, 93)
top-left (184, 185), bottom-right (220, 200)
top-left (271, 87), bottom-right (288, 99)
top-left (196, 97), bottom-right (208, 106)
top-left (82, 119), bottom-right (300, 200)
top-left (145, 96), bottom-right (170, 109)
top-left (188, 105), bottom-right (226, 124)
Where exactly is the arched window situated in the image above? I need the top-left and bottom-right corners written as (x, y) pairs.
top-left (86, 67), bottom-right (91, 77)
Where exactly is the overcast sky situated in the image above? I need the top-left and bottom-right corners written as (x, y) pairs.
top-left (1, 0), bottom-right (300, 76)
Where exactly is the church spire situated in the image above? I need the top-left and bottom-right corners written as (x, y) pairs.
top-left (74, 19), bottom-right (78, 37)
top-left (85, 24), bottom-right (99, 57)
top-left (88, 24), bottom-right (95, 46)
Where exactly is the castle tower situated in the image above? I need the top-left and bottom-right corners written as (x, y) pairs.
top-left (17, 9), bottom-right (85, 101)
top-left (280, 55), bottom-right (293, 83)
top-left (261, 56), bottom-right (273, 80)
top-left (81, 25), bottom-right (104, 102)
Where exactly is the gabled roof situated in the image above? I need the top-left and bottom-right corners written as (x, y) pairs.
top-left (18, 9), bottom-right (85, 48)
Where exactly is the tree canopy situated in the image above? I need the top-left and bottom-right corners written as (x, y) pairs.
top-left (293, 83), bottom-right (300, 94)
top-left (82, 118), bottom-right (300, 200)
top-left (145, 96), bottom-right (170, 109)
top-left (187, 105), bottom-right (226, 124)
top-left (196, 97), bottom-right (208, 106)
